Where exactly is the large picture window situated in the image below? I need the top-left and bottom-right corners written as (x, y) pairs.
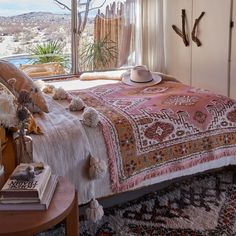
top-left (0, 0), bottom-right (71, 78)
top-left (0, 0), bottom-right (136, 78)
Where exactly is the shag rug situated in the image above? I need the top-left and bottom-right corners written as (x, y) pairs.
top-left (39, 169), bottom-right (236, 236)
top-left (80, 169), bottom-right (236, 236)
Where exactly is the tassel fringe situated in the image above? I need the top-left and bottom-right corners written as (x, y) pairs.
top-left (86, 198), bottom-right (104, 222)
top-left (89, 155), bottom-right (107, 180)
top-left (53, 87), bottom-right (68, 100)
top-left (82, 107), bottom-right (99, 127)
top-left (69, 96), bottom-right (85, 111)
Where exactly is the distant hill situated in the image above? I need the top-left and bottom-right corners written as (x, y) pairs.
top-left (0, 12), bottom-right (70, 23)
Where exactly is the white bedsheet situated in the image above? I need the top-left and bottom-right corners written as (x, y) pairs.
top-left (48, 78), bottom-right (118, 91)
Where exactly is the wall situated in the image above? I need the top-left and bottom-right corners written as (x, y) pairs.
top-left (230, 0), bottom-right (236, 99)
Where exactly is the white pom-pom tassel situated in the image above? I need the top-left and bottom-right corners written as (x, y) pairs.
top-left (53, 87), bottom-right (68, 100)
top-left (69, 96), bottom-right (85, 111)
top-left (89, 155), bottom-right (107, 180)
top-left (82, 107), bottom-right (99, 127)
top-left (43, 84), bottom-right (55, 94)
top-left (86, 198), bottom-right (104, 222)
top-left (34, 79), bottom-right (45, 90)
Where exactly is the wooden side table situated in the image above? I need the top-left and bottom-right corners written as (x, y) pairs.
top-left (0, 177), bottom-right (79, 236)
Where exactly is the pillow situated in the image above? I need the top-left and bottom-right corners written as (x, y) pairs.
top-left (0, 60), bottom-right (49, 113)
top-left (0, 82), bottom-right (42, 135)
top-left (80, 70), bottom-right (126, 81)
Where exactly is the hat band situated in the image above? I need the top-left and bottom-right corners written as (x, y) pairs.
top-left (130, 78), bottom-right (153, 83)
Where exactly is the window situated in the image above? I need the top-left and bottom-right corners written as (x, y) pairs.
top-left (0, 0), bottom-right (136, 79)
top-left (73, 0), bottom-right (136, 72)
top-left (0, 0), bottom-right (71, 78)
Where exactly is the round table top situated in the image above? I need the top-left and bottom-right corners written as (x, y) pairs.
top-left (0, 177), bottom-right (76, 236)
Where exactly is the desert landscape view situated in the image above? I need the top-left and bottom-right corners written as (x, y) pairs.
top-left (0, 0), bottom-right (131, 73)
top-left (0, 11), bottom-right (97, 58)
top-left (0, 11), bottom-right (97, 74)
top-left (0, 12), bottom-right (73, 57)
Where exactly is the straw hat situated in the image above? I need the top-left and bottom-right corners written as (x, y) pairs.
top-left (122, 65), bottom-right (162, 87)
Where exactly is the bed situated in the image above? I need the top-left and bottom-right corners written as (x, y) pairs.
top-left (1, 61), bottom-right (236, 208)
top-left (29, 74), bottom-right (236, 205)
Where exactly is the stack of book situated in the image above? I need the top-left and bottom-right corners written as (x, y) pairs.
top-left (0, 163), bottom-right (58, 211)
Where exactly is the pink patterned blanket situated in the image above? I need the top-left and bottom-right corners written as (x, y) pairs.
top-left (71, 81), bottom-right (236, 193)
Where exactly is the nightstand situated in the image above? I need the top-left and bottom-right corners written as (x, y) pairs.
top-left (0, 177), bottom-right (79, 236)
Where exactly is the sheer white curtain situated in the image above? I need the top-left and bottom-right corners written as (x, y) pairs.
top-left (135, 0), bottom-right (165, 72)
top-left (119, 0), bottom-right (137, 67)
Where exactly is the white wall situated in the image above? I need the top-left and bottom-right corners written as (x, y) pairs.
top-left (230, 0), bottom-right (236, 99)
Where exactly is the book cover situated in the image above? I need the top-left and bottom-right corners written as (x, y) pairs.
top-left (0, 175), bottom-right (58, 211)
top-left (0, 163), bottom-right (51, 200)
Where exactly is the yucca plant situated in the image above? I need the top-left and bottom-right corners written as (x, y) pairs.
top-left (80, 36), bottom-right (118, 71)
top-left (28, 40), bottom-right (69, 68)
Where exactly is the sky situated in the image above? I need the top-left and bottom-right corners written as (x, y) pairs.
top-left (0, 0), bottom-right (116, 16)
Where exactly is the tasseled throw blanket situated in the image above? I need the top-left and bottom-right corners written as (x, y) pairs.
top-left (71, 81), bottom-right (236, 192)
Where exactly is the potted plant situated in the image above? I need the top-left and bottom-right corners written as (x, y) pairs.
top-left (80, 35), bottom-right (118, 71)
top-left (28, 40), bottom-right (69, 69)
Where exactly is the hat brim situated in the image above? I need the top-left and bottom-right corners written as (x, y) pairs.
top-left (121, 71), bottom-right (162, 87)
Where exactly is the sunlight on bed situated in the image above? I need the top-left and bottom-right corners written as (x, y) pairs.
top-left (50, 79), bottom-right (119, 91)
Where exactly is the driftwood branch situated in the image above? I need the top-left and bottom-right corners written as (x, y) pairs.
top-left (192, 12), bottom-right (205, 47)
top-left (81, 0), bottom-right (107, 14)
top-left (181, 9), bottom-right (189, 46)
top-left (81, 0), bottom-right (91, 33)
top-left (53, 0), bottom-right (71, 11)
top-left (172, 9), bottom-right (189, 47)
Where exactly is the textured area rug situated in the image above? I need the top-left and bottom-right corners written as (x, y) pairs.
top-left (80, 169), bottom-right (236, 236)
